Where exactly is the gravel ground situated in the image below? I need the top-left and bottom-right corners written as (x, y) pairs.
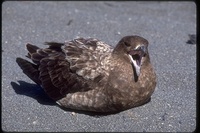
top-left (2, 1), bottom-right (196, 132)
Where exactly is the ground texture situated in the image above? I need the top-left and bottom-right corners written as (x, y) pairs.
top-left (2, 1), bottom-right (196, 132)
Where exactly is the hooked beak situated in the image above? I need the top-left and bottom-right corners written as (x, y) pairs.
top-left (128, 45), bottom-right (146, 77)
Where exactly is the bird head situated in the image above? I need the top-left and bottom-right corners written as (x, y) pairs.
top-left (114, 35), bottom-right (149, 78)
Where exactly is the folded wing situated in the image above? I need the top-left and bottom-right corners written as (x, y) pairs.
top-left (62, 38), bottom-right (113, 81)
top-left (17, 38), bottom-right (113, 100)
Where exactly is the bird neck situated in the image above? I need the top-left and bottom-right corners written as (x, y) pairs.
top-left (112, 52), bottom-right (130, 64)
top-left (112, 43), bottom-right (130, 62)
top-left (113, 43), bottom-right (126, 55)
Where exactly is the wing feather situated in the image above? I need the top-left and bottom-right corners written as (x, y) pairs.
top-left (18, 39), bottom-right (112, 100)
top-left (36, 48), bottom-right (89, 99)
top-left (62, 38), bottom-right (113, 80)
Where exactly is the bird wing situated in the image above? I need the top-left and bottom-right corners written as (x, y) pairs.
top-left (19, 38), bottom-right (113, 100)
top-left (62, 38), bottom-right (113, 80)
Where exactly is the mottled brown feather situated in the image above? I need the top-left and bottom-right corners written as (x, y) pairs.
top-left (16, 36), bottom-right (156, 113)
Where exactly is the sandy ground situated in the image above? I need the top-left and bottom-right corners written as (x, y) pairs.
top-left (2, 1), bottom-right (196, 132)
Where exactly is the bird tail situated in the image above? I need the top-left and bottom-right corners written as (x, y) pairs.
top-left (26, 43), bottom-right (40, 58)
top-left (16, 57), bottom-right (41, 85)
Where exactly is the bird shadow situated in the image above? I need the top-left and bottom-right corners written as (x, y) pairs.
top-left (11, 80), bottom-right (56, 105)
top-left (10, 80), bottom-right (120, 117)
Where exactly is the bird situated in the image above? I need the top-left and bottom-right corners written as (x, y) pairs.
top-left (16, 35), bottom-right (156, 113)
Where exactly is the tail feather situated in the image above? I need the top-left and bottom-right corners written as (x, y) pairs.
top-left (26, 43), bottom-right (39, 54)
top-left (26, 43), bottom-right (40, 59)
top-left (26, 43), bottom-right (46, 64)
top-left (16, 57), bottom-right (41, 85)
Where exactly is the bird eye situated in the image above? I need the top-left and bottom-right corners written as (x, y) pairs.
top-left (124, 42), bottom-right (131, 47)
